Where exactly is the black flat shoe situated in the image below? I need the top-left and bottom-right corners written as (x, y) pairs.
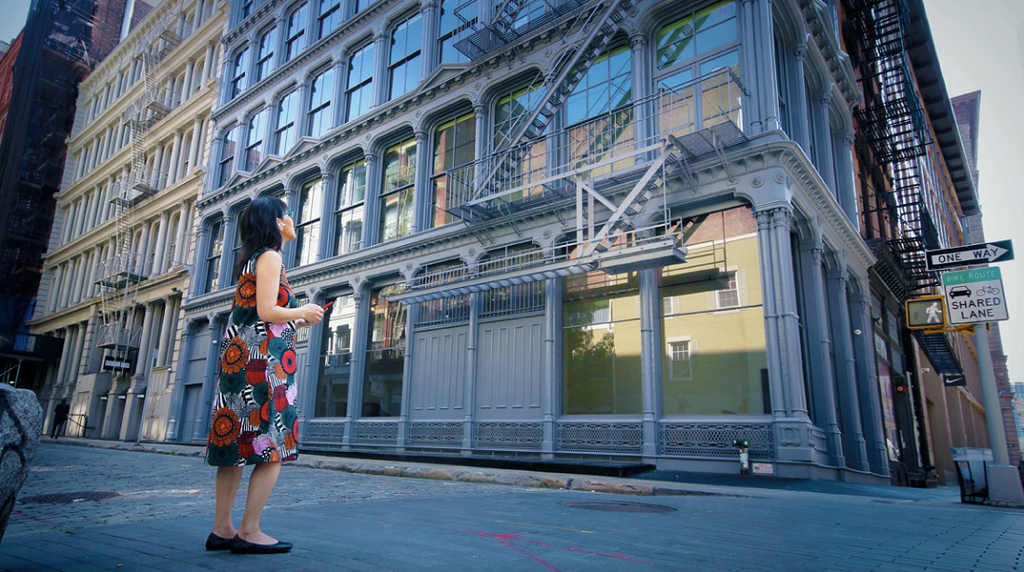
top-left (230, 535), bottom-right (292, 554)
top-left (205, 533), bottom-right (234, 551)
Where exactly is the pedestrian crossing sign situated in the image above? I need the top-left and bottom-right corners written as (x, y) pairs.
top-left (905, 296), bottom-right (947, 330)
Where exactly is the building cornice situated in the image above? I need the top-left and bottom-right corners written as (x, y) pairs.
top-left (797, 0), bottom-right (861, 108)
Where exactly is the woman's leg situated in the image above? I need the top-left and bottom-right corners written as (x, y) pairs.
top-left (237, 461), bottom-right (282, 544)
top-left (213, 466), bottom-right (243, 538)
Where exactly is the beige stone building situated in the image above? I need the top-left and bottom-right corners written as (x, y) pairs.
top-left (30, 0), bottom-right (226, 442)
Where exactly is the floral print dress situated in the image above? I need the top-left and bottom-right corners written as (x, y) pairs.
top-left (207, 248), bottom-right (300, 467)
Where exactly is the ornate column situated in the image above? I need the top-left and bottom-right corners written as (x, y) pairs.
top-left (629, 34), bottom-right (653, 153)
top-left (789, 42), bottom-right (810, 152)
top-left (799, 236), bottom-right (845, 468)
top-left (343, 286), bottom-right (370, 445)
top-left (152, 212), bottom-right (170, 277)
top-left (132, 303), bottom-right (158, 383)
top-left (371, 32), bottom-right (389, 108)
top-left (137, 220), bottom-right (152, 276)
top-left (755, 0), bottom-right (779, 132)
top-left (396, 296), bottom-right (417, 450)
top-left (639, 268), bottom-right (661, 459)
top-left (850, 278), bottom-right (890, 475)
top-left (463, 290), bottom-right (480, 452)
top-left (182, 59), bottom-right (195, 101)
top-left (164, 317), bottom-right (192, 441)
top-left (815, 89), bottom-right (836, 194)
top-left (756, 209), bottom-right (786, 417)
top-left (46, 266), bottom-right (62, 314)
top-left (412, 129), bottom-right (428, 234)
top-left (203, 42), bottom-right (216, 83)
top-left (827, 265), bottom-right (870, 471)
top-left (173, 201), bottom-right (190, 267)
top-left (157, 298), bottom-right (176, 366)
top-left (216, 212), bottom-right (235, 285)
top-left (318, 172), bottom-right (338, 260)
top-left (188, 116), bottom-right (204, 172)
top-left (167, 130), bottom-right (183, 186)
top-left (362, 152), bottom-right (380, 245)
top-left (835, 130), bottom-right (857, 222)
top-left (420, 0), bottom-right (440, 74)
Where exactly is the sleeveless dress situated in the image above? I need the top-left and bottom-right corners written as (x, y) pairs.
top-left (206, 248), bottom-right (300, 467)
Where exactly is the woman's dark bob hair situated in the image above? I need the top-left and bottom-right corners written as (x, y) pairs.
top-left (233, 196), bottom-right (287, 279)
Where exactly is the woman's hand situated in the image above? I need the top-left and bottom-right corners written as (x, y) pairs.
top-left (298, 303), bottom-right (324, 326)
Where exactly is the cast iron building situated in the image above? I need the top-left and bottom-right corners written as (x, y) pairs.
top-left (30, 0), bottom-right (226, 441)
top-left (173, 0), bottom-right (984, 480)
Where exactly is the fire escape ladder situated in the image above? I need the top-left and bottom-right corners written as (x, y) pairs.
top-left (466, 0), bottom-right (633, 212)
top-left (94, 11), bottom-right (183, 361)
top-left (844, 0), bottom-right (936, 291)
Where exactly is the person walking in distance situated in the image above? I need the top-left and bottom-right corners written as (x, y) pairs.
top-left (50, 399), bottom-right (70, 438)
top-left (204, 197), bottom-right (324, 554)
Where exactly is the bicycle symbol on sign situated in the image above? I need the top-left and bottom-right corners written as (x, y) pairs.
top-left (975, 285), bottom-right (1001, 296)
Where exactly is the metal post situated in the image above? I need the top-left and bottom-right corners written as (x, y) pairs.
top-left (975, 322), bottom-right (1024, 503)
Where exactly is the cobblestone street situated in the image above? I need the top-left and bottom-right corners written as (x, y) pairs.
top-left (4, 442), bottom-right (1024, 571)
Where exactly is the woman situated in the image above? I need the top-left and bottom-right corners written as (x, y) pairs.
top-left (204, 196), bottom-right (324, 554)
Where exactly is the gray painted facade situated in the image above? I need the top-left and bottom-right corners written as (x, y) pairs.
top-left (177, 0), bottom-right (894, 481)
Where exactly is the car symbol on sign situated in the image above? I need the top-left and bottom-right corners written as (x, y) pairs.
top-left (948, 286), bottom-right (972, 299)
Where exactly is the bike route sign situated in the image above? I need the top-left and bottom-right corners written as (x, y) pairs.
top-left (941, 267), bottom-right (1008, 324)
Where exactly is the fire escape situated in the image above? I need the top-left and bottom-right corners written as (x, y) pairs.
top-left (396, 0), bottom-right (749, 303)
top-left (845, 0), bottom-right (935, 296)
top-left (93, 13), bottom-right (182, 369)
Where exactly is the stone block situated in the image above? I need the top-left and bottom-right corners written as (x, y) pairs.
top-left (0, 384), bottom-right (43, 542)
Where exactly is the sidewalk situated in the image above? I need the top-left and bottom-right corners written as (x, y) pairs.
top-left (38, 437), bottom-right (961, 503)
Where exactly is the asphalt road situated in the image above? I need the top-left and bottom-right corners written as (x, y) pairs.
top-left (4, 442), bottom-right (1024, 571)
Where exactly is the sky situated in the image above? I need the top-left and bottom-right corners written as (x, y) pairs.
top-left (0, 0), bottom-right (1017, 373)
top-left (0, 0), bottom-right (30, 46)
top-left (925, 0), bottom-right (1024, 372)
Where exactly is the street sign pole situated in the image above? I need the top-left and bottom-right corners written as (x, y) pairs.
top-left (973, 322), bottom-right (1024, 504)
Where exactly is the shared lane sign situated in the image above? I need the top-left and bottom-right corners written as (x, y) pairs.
top-left (941, 267), bottom-right (1009, 325)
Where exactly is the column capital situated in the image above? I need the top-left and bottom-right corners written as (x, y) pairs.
top-left (473, 103), bottom-right (486, 116)
top-left (414, 130), bottom-right (428, 144)
top-left (364, 151), bottom-right (379, 165)
top-left (792, 41), bottom-right (807, 61)
top-left (629, 32), bottom-right (647, 51)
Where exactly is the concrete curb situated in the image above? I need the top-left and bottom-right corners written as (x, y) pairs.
top-left (40, 438), bottom-right (755, 499)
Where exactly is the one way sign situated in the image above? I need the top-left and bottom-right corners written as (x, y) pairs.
top-left (926, 240), bottom-right (1014, 270)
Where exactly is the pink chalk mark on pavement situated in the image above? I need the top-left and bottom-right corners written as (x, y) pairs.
top-left (464, 530), bottom-right (655, 571)
top-left (11, 511), bottom-right (52, 523)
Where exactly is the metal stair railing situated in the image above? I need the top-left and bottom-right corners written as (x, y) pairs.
top-left (469, 0), bottom-right (634, 206)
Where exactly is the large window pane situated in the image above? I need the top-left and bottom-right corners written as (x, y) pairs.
top-left (204, 220), bottom-right (224, 292)
top-left (244, 109), bottom-right (267, 170)
top-left (494, 82), bottom-right (546, 201)
top-left (379, 139), bottom-right (415, 242)
top-left (255, 27), bottom-right (278, 82)
top-left (335, 160), bottom-right (366, 255)
top-left (218, 125), bottom-right (239, 187)
top-left (659, 206), bottom-right (767, 415)
top-left (562, 271), bottom-right (642, 415)
top-left (656, 0), bottom-right (736, 70)
top-left (316, 294), bottom-right (356, 417)
top-left (439, 0), bottom-right (476, 64)
top-left (274, 90), bottom-right (298, 154)
top-left (308, 67), bottom-right (334, 138)
top-left (317, 0), bottom-right (341, 38)
top-left (431, 112), bottom-right (475, 227)
top-left (345, 43), bottom-right (375, 122)
top-left (285, 4), bottom-right (307, 61)
top-left (362, 284), bottom-right (406, 417)
top-left (230, 48), bottom-right (249, 98)
top-left (388, 14), bottom-right (422, 100)
top-left (295, 178), bottom-right (324, 266)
